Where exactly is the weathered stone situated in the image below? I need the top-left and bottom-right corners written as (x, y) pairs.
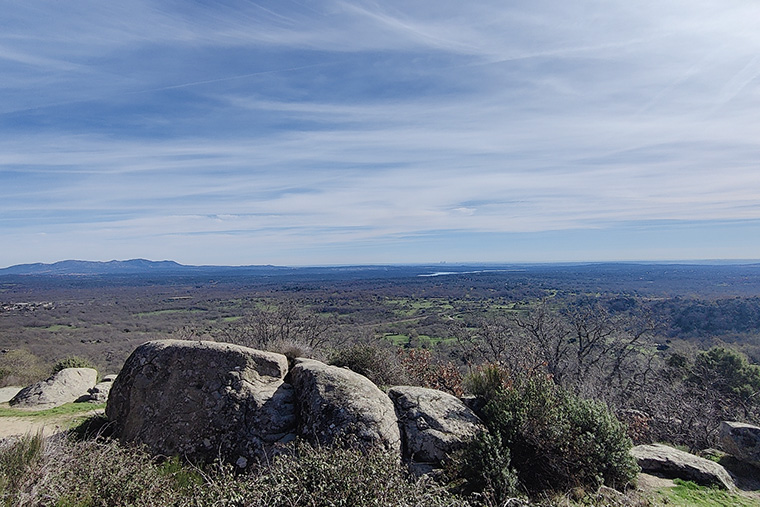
top-left (0, 387), bottom-right (23, 404)
top-left (77, 374), bottom-right (118, 403)
top-left (389, 385), bottom-right (485, 468)
top-left (10, 368), bottom-right (97, 410)
top-left (106, 340), bottom-right (295, 465)
top-left (291, 358), bottom-right (400, 454)
top-left (81, 381), bottom-right (114, 403)
top-left (720, 421), bottom-right (760, 468)
top-left (631, 443), bottom-right (735, 489)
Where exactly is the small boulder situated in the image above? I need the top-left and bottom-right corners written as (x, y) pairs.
top-left (81, 380), bottom-right (114, 403)
top-left (10, 368), bottom-right (97, 410)
top-left (0, 387), bottom-right (23, 404)
top-left (389, 385), bottom-right (485, 469)
top-left (77, 374), bottom-right (117, 403)
top-left (720, 421), bottom-right (760, 468)
top-left (106, 340), bottom-right (295, 465)
top-left (291, 358), bottom-right (400, 454)
top-left (631, 443), bottom-right (735, 490)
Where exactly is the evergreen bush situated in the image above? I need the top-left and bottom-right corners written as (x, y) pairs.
top-left (460, 370), bottom-right (638, 497)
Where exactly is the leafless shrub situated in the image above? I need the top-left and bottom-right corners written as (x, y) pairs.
top-left (0, 349), bottom-right (48, 387)
top-left (215, 301), bottom-right (341, 353)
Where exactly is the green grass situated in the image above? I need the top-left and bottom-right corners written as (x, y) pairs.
top-left (413, 334), bottom-right (456, 347)
top-left (383, 332), bottom-right (449, 347)
top-left (383, 333), bottom-right (409, 346)
top-left (0, 402), bottom-right (106, 419)
top-left (660, 479), bottom-right (760, 506)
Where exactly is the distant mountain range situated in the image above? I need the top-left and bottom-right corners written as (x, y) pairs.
top-left (0, 259), bottom-right (412, 277)
top-left (2, 258), bottom-right (759, 278)
top-left (0, 259), bottom-right (193, 275)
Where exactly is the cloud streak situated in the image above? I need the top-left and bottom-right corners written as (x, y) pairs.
top-left (1, 1), bottom-right (760, 265)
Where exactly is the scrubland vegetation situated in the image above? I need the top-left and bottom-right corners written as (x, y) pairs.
top-left (2, 263), bottom-right (760, 505)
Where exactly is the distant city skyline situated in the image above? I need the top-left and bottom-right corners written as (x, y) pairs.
top-left (3, 1), bottom-right (760, 268)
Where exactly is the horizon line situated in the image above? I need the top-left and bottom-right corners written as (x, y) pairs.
top-left (3, 257), bottom-right (760, 271)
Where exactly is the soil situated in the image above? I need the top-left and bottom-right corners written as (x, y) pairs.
top-left (0, 402), bottom-right (104, 440)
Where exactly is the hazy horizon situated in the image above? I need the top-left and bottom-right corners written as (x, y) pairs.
top-left (3, 1), bottom-right (760, 266)
top-left (4, 257), bottom-right (760, 271)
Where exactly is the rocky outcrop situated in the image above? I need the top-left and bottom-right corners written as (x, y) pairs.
top-left (720, 421), bottom-right (760, 468)
top-left (10, 368), bottom-right (97, 410)
top-left (291, 358), bottom-right (400, 454)
top-left (106, 340), bottom-right (295, 465)
top-left (631, 443), bottom-right (735, 489)
top-left (105, 340), bottom-right (488, 470)
top-left (389, 385), bottom-right (484, 471)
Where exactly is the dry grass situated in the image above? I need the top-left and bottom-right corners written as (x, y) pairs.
top-left (1, 423), bottom-right (466, 507)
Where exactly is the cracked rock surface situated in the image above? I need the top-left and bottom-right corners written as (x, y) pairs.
top-left (107, 340), bottom-right (484, 471)
top-left (389, 385), bottom-right (484, 466)
top-left (291, 358), bottom-right (401, 454)
top-left (106, 340), bottom-right (295, 464)
top-left (10, 368), bottom-right (97, 410)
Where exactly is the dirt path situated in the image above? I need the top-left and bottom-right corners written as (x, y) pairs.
top-left (0, 404), bottom-right (105, 440)
top-left (0, 416), bottom-right (70, 438)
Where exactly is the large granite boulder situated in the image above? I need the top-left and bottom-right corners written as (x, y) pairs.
top-left (720, 421), bottom-right (760, 468)
top-left (10, 368), bottom-right (97, 410)
top-left (388, 385), bottom-right (485, 469)
top-left (631, 443), bottom-right (735, 489)
top-left (291, 358), bottom-right (400, 454)
top-left (106, 340), bottom-right (295, 466)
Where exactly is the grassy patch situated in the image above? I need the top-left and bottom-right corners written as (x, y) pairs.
top-left (383, 333), bottom-right (409, 346)
top-left (0, 402), bottom-right (106, 419)
top-left (660, 479), bottom-right (760, 506)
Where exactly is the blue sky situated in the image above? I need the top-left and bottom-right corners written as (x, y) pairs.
top-left (2, 0), bottom-right (760, 267)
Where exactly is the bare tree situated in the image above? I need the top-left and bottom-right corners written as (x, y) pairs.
top-left (511, 300), bottom-right (572, 383)
top-left (216, 301), bottom-right (339, 352)
top-left (503, 299), bottom-right (659, 404)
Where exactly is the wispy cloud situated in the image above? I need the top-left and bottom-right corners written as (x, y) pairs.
top-left (2, 1), bottom-right (760, 265)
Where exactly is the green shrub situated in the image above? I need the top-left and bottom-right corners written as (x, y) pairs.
top-left (692, 346), bottom-right (760, 402)
top-left (52, 356), bottom-right (96, 374)
top-left (452, 431), bottom-right (519, 505)
top-left (462, 371), bottom-right (638, 496)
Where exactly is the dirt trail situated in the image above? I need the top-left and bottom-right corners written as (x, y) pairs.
top-left (0, 416), bottom-right (70, 439)
top-left (0, 404), bottom-right (105, 440)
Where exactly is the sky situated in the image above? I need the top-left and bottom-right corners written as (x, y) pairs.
top-left (2, 0), bottom-right (760, 267)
